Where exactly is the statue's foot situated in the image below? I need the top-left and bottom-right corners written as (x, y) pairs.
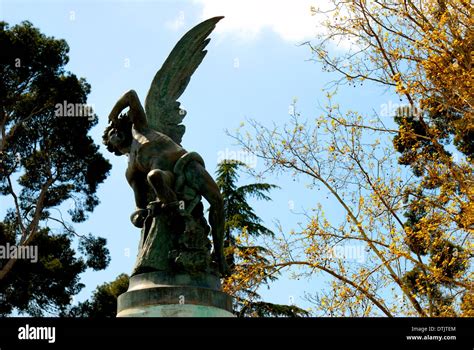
top-left (130, 209), bottom-right (148, 228)
top-left (147, 201), bottom-right (162, 217)
top-left (146, 200), bottom-right (183, 217)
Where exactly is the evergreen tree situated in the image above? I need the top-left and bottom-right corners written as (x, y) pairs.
top-left (0, 21), bottom-right (111, 316)
top-left (63, 274), bottom-right (129, 318)
top-left (217, 160), bottom-right (308, 317)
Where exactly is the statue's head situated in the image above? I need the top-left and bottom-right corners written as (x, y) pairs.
top-left (103, 112), bottom-right (133, 156)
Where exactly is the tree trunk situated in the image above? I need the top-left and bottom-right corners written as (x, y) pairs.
top-left (0, 258), bottom-right (18, 281)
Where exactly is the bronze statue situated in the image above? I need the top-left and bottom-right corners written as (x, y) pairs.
top-left (103, 17), bottom-right (229, 277)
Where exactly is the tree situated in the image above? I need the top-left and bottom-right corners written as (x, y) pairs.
top-left (217, 160), bottom-right (308, 317)
top-left (231, 102), bottom-right (471, 316)
top-left (217, 160), bottom-right (276, 264)
top-left (306, 0), bottom-right (473, 316)
top-left (62, 274), bottom-right (129, 318)
top-left (0, 21), bottom-right (111, 316)
top-left (227, 0), bottom-right (473, 315)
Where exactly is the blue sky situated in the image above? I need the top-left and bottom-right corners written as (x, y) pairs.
top-left (1, 0), bottom-right (398, 312)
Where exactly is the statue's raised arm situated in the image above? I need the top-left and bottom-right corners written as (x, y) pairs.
top-left (108, 90), bottom-right (148, 132)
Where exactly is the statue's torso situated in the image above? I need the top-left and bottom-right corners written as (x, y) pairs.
top-left (129, 128), bottom-right (186, 173)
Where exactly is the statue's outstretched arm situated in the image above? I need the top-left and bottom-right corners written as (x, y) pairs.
top-left (108, 90), bottom-right (148, 131)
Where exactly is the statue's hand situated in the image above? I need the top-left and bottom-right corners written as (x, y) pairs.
top-left (130, 208), bottom-right (148, 228)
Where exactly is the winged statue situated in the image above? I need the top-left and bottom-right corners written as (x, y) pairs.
top-left (103, 17), bottom-right (229, 277)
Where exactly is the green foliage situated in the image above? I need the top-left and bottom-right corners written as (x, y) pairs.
top-left (393, 114), bottom-right (451, 178)
top-left (217, 160), bottom-right (307, 317)
top-left (217, 160), bottom-right (278, 239)
top-left (216, 160), bottom-right (278, 267)
top-left (78, 234), bottom-right (110, 271)
top-left (62, 274), bottom-right (129, 318)
top-left (0, 21), bottom-right (111, 316)
top-left (394, 107), bottom-right (470, 315)
top-left (0, 20), bottom-right (111, 219)
top-left (0, 222), bottom-right (87, 316)
top-left (239, 301), bottom-right (310, 317)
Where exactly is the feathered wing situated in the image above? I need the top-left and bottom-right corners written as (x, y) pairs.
top-left (145, 16), bottom-right (224, 144)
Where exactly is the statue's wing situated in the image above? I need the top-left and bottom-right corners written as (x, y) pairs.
top-left (145, 16), bottom-right (224, 144)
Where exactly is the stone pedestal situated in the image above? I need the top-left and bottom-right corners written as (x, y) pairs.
top-left (117, 271), bottom-right (234, 317)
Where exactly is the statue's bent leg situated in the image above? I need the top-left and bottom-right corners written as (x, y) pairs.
top-left (185, 162), bottom-right (230, 276)
top-left (147, 169), bottom-right (177, 205)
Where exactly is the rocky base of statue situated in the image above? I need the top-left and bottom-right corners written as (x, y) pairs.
top-left (117, 271), bottom-right (234, 317)
top-left (130, 199), bottom-right (219, 274)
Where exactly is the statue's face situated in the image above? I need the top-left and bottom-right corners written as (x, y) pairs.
top-left (108, 127), bottom-right (124, 147)
top-left (107, 127), bottom-right (129, 155)
top-left (103, 113), bottom-right (132, 156)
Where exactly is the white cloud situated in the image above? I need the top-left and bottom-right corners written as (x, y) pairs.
top-left (166, 10), bottom-right (186, 31)
top-left (194, 0), bottom-right (328, 42)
